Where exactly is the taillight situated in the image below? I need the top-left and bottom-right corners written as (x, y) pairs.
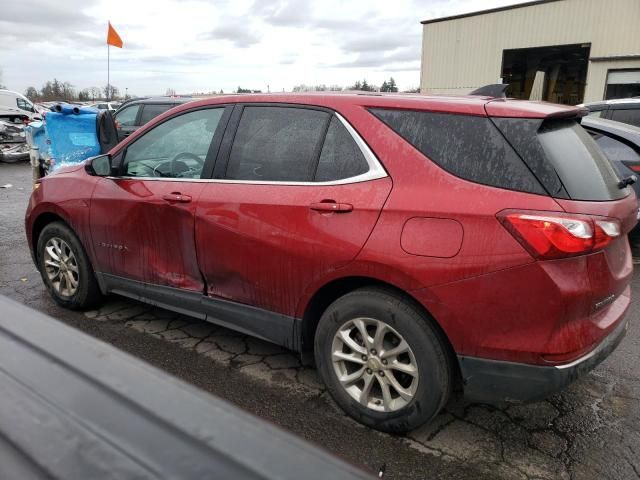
top-left (622, 161), bottom-right (640, 173)
top-left (498, 210), bottom-right (621, 259)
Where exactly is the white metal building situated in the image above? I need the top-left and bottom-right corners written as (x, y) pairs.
top-left (420, 0), bottom-right (640, 104)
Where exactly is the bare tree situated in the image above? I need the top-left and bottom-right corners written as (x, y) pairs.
top-left (166, 88), bottom-right (176, 96)
top-left (103, 84), bottom-right (119, 100)
top-left (89, 87), bottom-right (101, 101)
top-left (25, 86), bottom-right (39, 101)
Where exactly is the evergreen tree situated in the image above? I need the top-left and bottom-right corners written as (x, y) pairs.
top-left (388, 77), bottom-right (398, 92)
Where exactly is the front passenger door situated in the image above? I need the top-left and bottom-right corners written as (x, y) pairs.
top-left (90, 107), bottom-right (230, 292)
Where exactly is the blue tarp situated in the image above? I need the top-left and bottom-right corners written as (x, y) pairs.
top-left (26, 104), bottom-right (100, 172)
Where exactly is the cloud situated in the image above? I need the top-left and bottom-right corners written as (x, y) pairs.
top-left (256, 0), bottom-right (311, 27)
top-left (202, 20), bottom-right (262, 48)
top-left (342, 33), bottom-right (420, 53)
top-left (0, 0), bottom-right (101, 44)
top-left (2, 0), bottom-right (532, 96)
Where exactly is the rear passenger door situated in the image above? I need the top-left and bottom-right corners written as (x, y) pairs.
top-left (195, 105), bottom-right (392, 316)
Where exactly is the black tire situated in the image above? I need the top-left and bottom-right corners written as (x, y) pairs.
top-left (36, 222), bottom-right (103, 310)
top-left (314, 287), bottom-right (452, 433)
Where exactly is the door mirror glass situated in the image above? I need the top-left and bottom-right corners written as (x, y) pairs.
top-left (86, 154), bottom-right (112, 176)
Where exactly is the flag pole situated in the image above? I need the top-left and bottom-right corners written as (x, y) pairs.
top-left (107, 42), bottom-right (110, 101)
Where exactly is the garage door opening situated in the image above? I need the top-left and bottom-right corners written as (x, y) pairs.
top-left (501, 43), bottom-right (591, 105)
top-left (605, 69), bottom-right (640, 99)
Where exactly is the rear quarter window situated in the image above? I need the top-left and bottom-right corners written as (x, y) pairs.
top-left (369, 108), bottom-right (545, 194)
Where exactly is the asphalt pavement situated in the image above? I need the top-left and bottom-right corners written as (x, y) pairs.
top-left (1, 161), bottom-right (639, 480)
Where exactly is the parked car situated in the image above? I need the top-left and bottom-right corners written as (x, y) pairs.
top-left (89, 101), bottom-right (121, 111)
top-left (0, 89), bottom-right (42, 122)
top-left (0, 120), bottom-right (29, 163)
top-left (581, 98), bottom-right (640, 128)
top-left (113, 97), bottom-right (191, 140)
top-left (582, 115), bottom-right (640, 259)
top-left (25, 92), bottom-right (635, 433)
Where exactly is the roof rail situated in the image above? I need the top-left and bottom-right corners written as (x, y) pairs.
top-left (469, 84), bottom-right (509, 98)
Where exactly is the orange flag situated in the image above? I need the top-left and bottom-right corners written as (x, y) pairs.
top-left (107, 22), bottom-right (123, 48)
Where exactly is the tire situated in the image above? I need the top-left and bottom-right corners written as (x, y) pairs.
top-left (314, 287), bottom-right (452, 433)
top-left (36, 222), bottom-right (103, 310)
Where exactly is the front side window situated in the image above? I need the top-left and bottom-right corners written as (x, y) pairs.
top-left (124, 108), bottom-right (224, 179)
top-left (16, 98), bottom-right (33, 112)
top-left (225, 106), bottom-right (329, 181)
top-left (115, 105), bottom-right (140, 127)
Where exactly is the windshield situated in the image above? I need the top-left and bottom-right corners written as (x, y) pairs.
top-left (493, 117), bottom-right (629, 201)
top-left (538, 119), bottom-right (627, 201)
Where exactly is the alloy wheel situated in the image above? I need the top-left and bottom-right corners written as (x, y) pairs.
top-left (331, 317), bottom-right (419, 412)
top-left (43, 237), bottom-right (80, 297)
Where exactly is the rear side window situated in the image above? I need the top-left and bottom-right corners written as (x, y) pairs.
top-left (370, 108), bottom-right (544, 194)
top-left (315, 116), bottom-right (368, 182)
top-left (610, 108), bottom-right (640, 127)
top-left (225, 106), bottom-right (329, 182)
top-left (140, 104), bottom-right (174, 125)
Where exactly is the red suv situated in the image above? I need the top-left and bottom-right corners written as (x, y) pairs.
top-left (26, 93), bottom-right (635, 432)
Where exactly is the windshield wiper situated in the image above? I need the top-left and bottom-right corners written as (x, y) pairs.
top-left (618, 175), bottom-right (637, 189)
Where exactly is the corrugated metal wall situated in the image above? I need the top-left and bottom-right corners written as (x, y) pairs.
top-left (420, 0), bottom-right (640, 102)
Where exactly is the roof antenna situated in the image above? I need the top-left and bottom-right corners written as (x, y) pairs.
top-left (469, 84), bottom-right (509, 98)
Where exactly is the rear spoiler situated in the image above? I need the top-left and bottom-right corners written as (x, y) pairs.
top-left (471, 84), bottom-right (588, 119)
top-left (469, 84), bottom-right (509, 98)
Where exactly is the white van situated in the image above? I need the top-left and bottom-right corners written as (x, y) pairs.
top-left (0, 90), bottom-right (41, 122)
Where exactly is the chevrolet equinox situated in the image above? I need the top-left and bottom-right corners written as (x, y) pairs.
top-left (26, 93), bottom-right (635, 432)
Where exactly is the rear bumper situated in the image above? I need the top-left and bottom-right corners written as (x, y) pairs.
top-left (459, 316), bottom-right (629, 403)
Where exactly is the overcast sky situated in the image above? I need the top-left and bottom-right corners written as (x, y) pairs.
top-left (1, 0), bottom-right (528, 96)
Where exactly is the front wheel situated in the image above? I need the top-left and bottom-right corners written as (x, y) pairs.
top-left (314, 287), bottom-right (453, 433)
top-left (37, 222), bottom-right (103, 310)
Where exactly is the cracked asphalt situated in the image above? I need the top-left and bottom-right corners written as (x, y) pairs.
top-left (1, 162), bottom-right (639, 480)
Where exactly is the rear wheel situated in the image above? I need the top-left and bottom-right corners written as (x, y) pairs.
top-left (314, 287), bottom-right (452, 433)
top-left (37, 222), bottom-right (103, 310)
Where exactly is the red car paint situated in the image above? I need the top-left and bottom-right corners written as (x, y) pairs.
top-left (26, 93), bottom-right (635, 373)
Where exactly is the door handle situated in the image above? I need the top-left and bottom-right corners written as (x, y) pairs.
top-left (162, 192), bottom-right (192, 203)
top-left (309, 201), bottom-right (353, 213)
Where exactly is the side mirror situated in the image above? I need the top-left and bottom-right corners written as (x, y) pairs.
top-left (85, 154), bottom-right (113, 177)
